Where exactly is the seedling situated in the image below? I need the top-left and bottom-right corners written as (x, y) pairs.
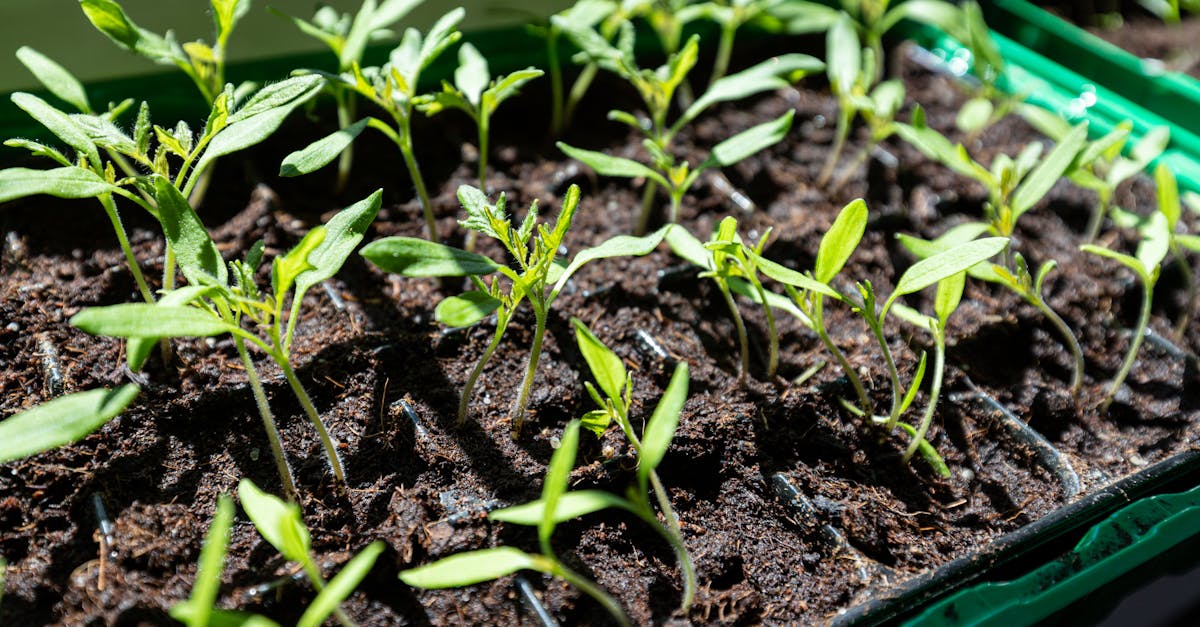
top-left (1060, 121), bottom-right (1170, 241)
top-left (361, 185), bottom-right (670, 437)
top-left (540, 0), bottom-right (625, 135)
top-left (171, 481), bottom-right (385, 627)
top-left (0, 385), bottom-right (139, 464)
top-left (1081, 208), bottom-right (1172, 411)
top-left (666, 217), bottom-right (780, 381)
top-left (280, 8), bottom-right (464, 240)
top-left (896, 112), bottom-right (1089, 395)
top-left (272, 0), bottom-right (426, 189)
top-left (399, 420), bottom-right (632, 626)
top-left (555, 14), bottom-right (820, 232)
top-left (70, 189), bottom-right (383, 501)
top-left (567, 320), bottom-right (695, 609)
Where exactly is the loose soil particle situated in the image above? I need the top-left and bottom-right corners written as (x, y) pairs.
top-left (1, 35), bottom-right (1197, 626)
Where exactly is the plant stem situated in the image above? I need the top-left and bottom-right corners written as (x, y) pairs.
top-left (458, 314), bottom-right (510, 426)
top-left (1084, 190), bottom-right (1111, 242)
top-left (813, 298), bottom-right (873, 416)
top-left (235, 339), bottom-right (298, 503)
top-left (335, 89), bottom-right (357, 193)
top-left (564, 64), bottom-right (598, 129)
top-left (277, 357), bottom-right (347, 492)
top-left (1102, 278), bottom-right (1153, 411)
top-left (99, 194), bottom-right (155, 305)
top-left (550, 559), bottom-right (631, 627)
top-left (818, 109), bottom-right (852, 188)
top-left (648, 470), bottom-right (696, 611)
top-left (510, 305), bottom-right (549, 438)
top-left (300, 559), bottom-right (356, 627)
top-left (636, 181), bottom-right (659, 236)
top-left (718, 281), bottom-right (750, 383)
top-left (748, 278), bottom-right (778, 378)
top-left (903, 330), bottom-right (945, 462)
top-left (1173, 250), bottom-right (1195, 340)
top-left (548, 29), bottom-right (564, 137)
top-left (708, 22), bottom-right (736, 90)
top-left (394, 116), bottom-right (438, 241)
top-left (1027, 292), bottom-right (1085, 397)
top-left (866, 316), bottom-right (903, 429)
top-left (829, 144), bottom-right (873, 193)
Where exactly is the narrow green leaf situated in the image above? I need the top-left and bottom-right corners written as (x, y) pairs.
top-left (0, 385), bottom-right (138, 464)
top-left (1155, 163), bottom-right (1181, 228)
top-left (571, 318), bottom-right (626, 403)
top-left (370, 0), bottom-right (423, 30)
top-left (705, 111), bottom-right (793, 168)
top-left (294, 190), bottom-right (382, 299)
top-left (455, 42), bottom-right (489, 107)
top-left (435, 291), bottom-right (501, 327)
top-left (484, 68), bottom-right (543, 115)
top-left (815, 199), bottom-right (867, 284)
top-left (1136, 211), bottom-right (1171, 273)
top-left (360, 237), bottom-right (502, 276)
top-left (891, 237), bottom-right (1008, 299)
top-left (557, 142), bottom-right (668, 188)
top-left (896, 422), bottom-right (950, 477)
top-left (238, 479), bottom-right (311, 563)
top-left (212, 0), bottom-right (251, 43)
top-left (339, 0), bottom-right (377, 70)
top-left (1177, 233), bottom-right (1200, 253)
top-left (79, 0), bottom-right (177, 63)
top-left (639, 362), bottom-right (688, 484)
top-left (4, 139), bottom-right (72, 166)
top-left (172, 494), bottom-right (234, 627)
top-left (196, 76), bottom-right (324, 175)
top-left (541, 420), bottom-right (581, 548)
top-left (1080, 244), bottom-right (1145, 279)
top-left (280, 118), bottom-right (370, 177)
top-left (297, 542), bottom-right (384, 627)
top-left (12, 92), bottom-right (99, 166)
top-left (16, 47), bottom-right (90, 112)
top-left (554, 226), bottom-right (671, 293)
top-left (897, 352), bottom-right (928, 415)
top-left (934, 272), bottom-right (966, 326)
top-left (826, 14), bottom-right (860, 95)
top-left (679, 54), bottom-right (823, 127)
top-left (665, 225), bottom-right (711, 269)
top-left (0, 167), bottom-right (115, 203)
top-left (127, 285), bottom-right (218, 371)
top-left (153, 177), bottom-right (227, 286)
top-left (1011, 123), bottom-right (1087, 218)
top-left (749, 253), bottom-right (842, 300)
top-left (955, 97), bottom-right (992, 133)
top-left (71, 304), bottom-right (234, 338)
top-left (490, 490), bottom-right (635, 526)
top-left (399, 547), bottom-right (543, 588)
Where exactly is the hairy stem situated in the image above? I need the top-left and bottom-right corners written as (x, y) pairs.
top-left (648, 470), bottom-right (696, 611)
top-left (1103, 279), bottom-right (1153, 411)
top-left (866, 315), bottom-right (904, 429)
top-left (1084, 189), bottom-right (1112, 242)
top-left (235, 339), bottom-right (298, 503)
top-left (903, 331), bottom-right (945, 462)
top-left (458, 315), bottom-right (510, 426)
top-left (708, 22), bottom-right (736, 89)
top-left (395, 116), bottom-right (437, 241)
top-left (548, 30), bottom-right (564, 137)
top-left (278, 357), bottom-right (346, 491)
top-left (99, 194), bottom-right (154, 305)
top-left (565, 64), bottom-right (598, 129)
top-left (748, 278), bottom-right (778, 378)
top-left (510, 305), bottom-right (549, 438)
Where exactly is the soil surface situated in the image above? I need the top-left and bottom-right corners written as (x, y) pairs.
top-left (1037, 0), bottom-right (1200, 78)
top-left (1, 32), bottom-right (1198, 626)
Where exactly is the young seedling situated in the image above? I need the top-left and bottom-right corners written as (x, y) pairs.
top-left (948, 1), bottom-right (1018, 139)
top-left (415, 42), bottom-right (542, 251)
top-left (399, 420), bottom-right (632, 626)
top-left (555, 15), bottom-right (820, 232)
top-left (280, 8), bottom-right (464, 240)
top-left (0, 385), bottom-right (139, 464)
top-left (666, 217), bottom-right (780, 381)
top-left (539, 0), bottom-right (622, 136)
top-left (70, 189), bottom-right (383, 501)
top-left (565, 320), bottom-right (695, 609)
top-left (896, 111), bottom-right (1089, 395)
top-left (272, 0), bottom-right (426, 190)
top-left (360, 184), bottom-right (670, 437)
top-left (1063, 121), bottom-right (1170, 241)
top-left (1081, 208), bottom-right (1172, 411)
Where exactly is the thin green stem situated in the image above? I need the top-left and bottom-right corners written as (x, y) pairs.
top-left (235, 339), bottom-right (298, 503)
top-left (335, 89), bottom-right (357, 192)
top-left (748, 277), bottom-right (778, 378)
top-left (647, 470), bottom-right (695, 611)
top-left (510, 305), bottom-right (549, 438)
top-left (903, 330), bottom-right (945, 462)
top-left (277, 357), bottom-right (347, 491)
top-left (458, 314), bottom-right (510, 426)
top-left (818, 108), bottom-right (852, 188)
top-left (812, 297), bottom-right (873, 416)
top-left (636, 181), bottom-right (659, 236)
top-left (866, 315), bottom-right (903, 429)
top-left (565, 64), bottom-right (598, 129)
top-left (548, 30), bottom-right (564, 137)
top-left (99, 194), bottom-right (154, 304)
top-left (1085, 189), bottom-right (1112, 242)
top-left (1027, 292), bottom-right (1085, 397)
top-left (709, 22), bottom-right (736, 89)
top-left (829, 143), bottom-right (873, 193)
top-left (1173, 248), bottom-right (1195, 340)
top-left (392, 115), bottom-right (438, 241)
top-left (1102, 279), bottom-right (1153, 411)
top-left (718, 281), bottom-right (750, 383)
top-left (550, 560), bottom-right (631, 627)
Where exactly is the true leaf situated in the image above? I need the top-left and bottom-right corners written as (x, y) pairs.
top-left (814, 199), bottom-right (867, 284)
top-left (678, 54), bottom-right (823, 128)
top-left (4, 139), bottom-right (72, 166)
top-left (572, 318), bottom-right (626, 403)
top-left (704, 111), bottom-right (793, 169)
top-left (153, 177), bottom-right (228, 285)
top-left (0, 385), bottom-right (139, 464)
top-left (238, 479), bottom-right (311, 563)
top-left (489, 490), bottom-right (635, 526)
top-left (435, 291), bottom-right (501, 327)
top-left (126, 285), bottom-right (218, 371)
top-left (296, 542), bottom-right (384, 627)
top-left (557, 142), bottom-right (669, 188)
top-left (455, 42), bottom-right (489, 107)
top-left (71, 304), bottom-right (236, 338)
top-left (1011, 123), bottom-right (1087, 219)
top-left (399, 547), bottom-right (543, 588)
top-left (826, 14), bottom-right (860, 95)
top-left (638, 362), bottom-right (688, 484)
top-left (338, 0), bottom-right (377, 71)
top-left (16, 47), bottom-right (90, 113)
top-left (293, 190), bottom-right (382, 302)
top-left (79, 0), bottom-right (178, 64)
top-left (273, 227), bottom-right (326, 298)
top-left (360, 237), bottom-right (502, 276)
top-left (196, 76), bottom-right (324, 175)
top-left (280, 118), bottom-right (370, 176)
top-left (0, 167), bottom-right (116, 203)
top-left (12, 92), bottom-right (100, 166)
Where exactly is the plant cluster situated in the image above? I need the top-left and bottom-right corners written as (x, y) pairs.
top-left (2, 0), bottom-right (1198, 623)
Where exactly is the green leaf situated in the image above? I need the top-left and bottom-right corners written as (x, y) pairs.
top-left (541, 420), bottom-right (581, 548)
top-left (0, 385), bottom-right (138, 464)
top-left (1080, 244), bottom-right (1145, 279)
top-left (79, 0), bottom-right (178, 64)
top-left (171, 608), bottom-right (279, 627)
top-left (1136, 211), bottom-right (1171, 273)
top-left (435, 291), bottom-right (501, 327)
top-left (273, 227), bottom-right (326, 298)
top-left (483, 69), bottom-right (544, 116)
top-left (280, 118), bottom-right (370, 177)
top-left (370, 0), bottom-right (423, 30)
top-left (339, 0), bottom-right (377, 70)
top-left (955, 97), bottom-right (992, 133)
top-left (0, 167), bottom-right (116, 203)
top-left (12, 92), bottom-right (100, 166)
top-left (665, 225), bottom-right (711, 269)
top-left (749, 253), bottom-right (842, 300)
top-left (826, 14), bottom-right (860, 95)
top-left (238, 479), bottom-right (311, 563)
top-left (71, 304), bottom-right (235, 338)
top-left (212, 0), bottom-right (251, 43)
top-left (153, 177), bottom-right (228, 286)
top-left (1011, 123), bottom-right (1087, 219)
top-left (127, 285), bottom-right (218, 371)
top-left (557, 142), bottom-right (669, 188)
top-left (1178, 233), bottom-right (1200, 254)
top-left (16, 47), bottom-right (90, 113)
top-left (554, 225), bottom-right (671, 293)
top-left (896, 421), bottom-right (950, 477)
top-left (934, 271), bottom-right (966, 326)
top-left (891, 237), bottom-right (1008, 301)
top-left (639, 362), bottom-right (688, 484)
top-left (399, 547), bottom-right (544, 589)
top-left (196, 76), bottom-right (324, 175)
top-left (4, 139), bottom-right (72, 166)
top-left (1155, 163), bottom-right (1181, 228)
top-left (579, 409), bottom-right (612, 437)
top-left (704, 110), bottom-right (793, 169)
top-left (897, 351), bottom-right (928, 415)
top-left (455, 42), bottom-right (490, 108)
top-left (172, 494), bottom-right (234, 627)
top-left (814, 199), bottom-right (867, 284)
top-left (490, 490), bottom-right (635, 526)
top-left (297, 542), bottom-right (384, 627)
top-left (571, 318), bottom-right (626, 403)
top-left (360, 237), bottom-right (502, 276)
top-left (679, 53), bottom-right (823, 127)
top-left (294, 190), bottom-right (382, 302)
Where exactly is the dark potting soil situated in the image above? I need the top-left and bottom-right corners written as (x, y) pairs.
top-left (1, 36), bottom-right (1198, 626)
top-left (1034, 0), bottom-right (1200, 78)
